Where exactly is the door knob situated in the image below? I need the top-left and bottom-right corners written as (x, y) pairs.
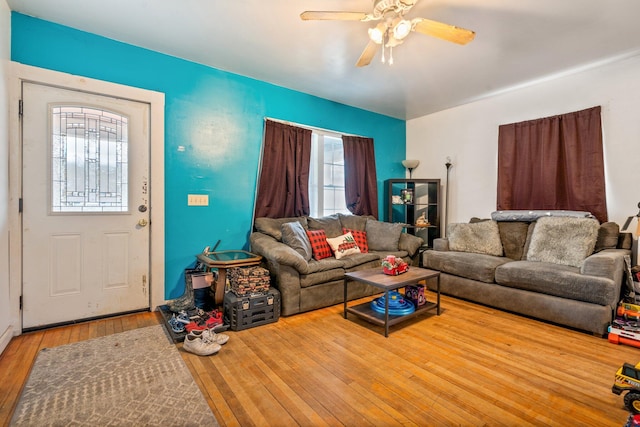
top-left (138, 219), bottom-right (148, 227)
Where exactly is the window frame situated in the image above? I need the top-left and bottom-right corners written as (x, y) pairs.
top-left (308, 130), bottom-right (349, 218)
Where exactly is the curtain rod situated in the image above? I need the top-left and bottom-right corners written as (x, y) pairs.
top-left (264, 116), bottom-right (363, 138)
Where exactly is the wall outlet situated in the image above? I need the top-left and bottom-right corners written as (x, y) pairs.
top-left (188, 194), bottom-right (209, 206)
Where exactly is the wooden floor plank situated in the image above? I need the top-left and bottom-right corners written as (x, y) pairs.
top-left (0, 298), bottom-right (637, 426)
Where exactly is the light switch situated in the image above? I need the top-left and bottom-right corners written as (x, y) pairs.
top-left (188, 194), bottom-right (209, 206)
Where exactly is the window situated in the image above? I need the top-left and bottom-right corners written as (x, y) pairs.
top-left (51, 106), bottom-right (129, 213)
top-left (308, 132), bottom-right (349, 218)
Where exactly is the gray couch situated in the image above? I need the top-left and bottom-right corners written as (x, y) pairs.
top-left (423, 211), bottom-right (632, 335)
top-left (250, 213), bottom-right (423, 316)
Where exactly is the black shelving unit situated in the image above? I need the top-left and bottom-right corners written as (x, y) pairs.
top-left (386, 179), bottom-right (441, 248)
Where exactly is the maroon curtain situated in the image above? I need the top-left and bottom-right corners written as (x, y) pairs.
top-left (497, 106), bottom-right (607, 222)
top-left (342, 135), bottom-right (379, 218)
top-left (254, 120), bottom-right (312, 218)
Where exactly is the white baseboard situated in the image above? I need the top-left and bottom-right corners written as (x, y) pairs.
top-left (0, 325), bottom-right (14, 356)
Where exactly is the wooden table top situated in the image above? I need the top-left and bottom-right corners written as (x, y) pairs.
top-left (344, 267), bottom-right (439, 290)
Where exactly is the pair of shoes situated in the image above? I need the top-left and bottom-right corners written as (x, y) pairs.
top-left (190, 328), bottom-right (230, 346)
top-left (168, 314), bottom-right (186, 333)
top-left (184, 310), bottom-right (223, 332)
top-left (182, 333), bottom-right (221, 356)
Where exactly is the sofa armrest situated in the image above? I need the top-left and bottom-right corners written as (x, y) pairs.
top-left (432, 238), bottom-right (450, 252)
top-left (249, 232), bottom-right (309, 272)
top-left (581, 248), bottom-right (629, 280)
top-left (581, 249), bottom-right (630, 309)
top-left (398, 233), bottom-right (424, 257)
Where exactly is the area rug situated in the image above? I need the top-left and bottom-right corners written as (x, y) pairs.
top-left (10, 325), bottom-right (219, 426)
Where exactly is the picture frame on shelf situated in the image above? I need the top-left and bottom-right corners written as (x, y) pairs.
top-left (400, 188), bottom-right (414, 204)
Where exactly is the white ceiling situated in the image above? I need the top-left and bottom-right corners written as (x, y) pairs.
top-left (8, 0), bottom-right (640, 120)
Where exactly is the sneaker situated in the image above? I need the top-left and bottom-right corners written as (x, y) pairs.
top-left (182, 334), bottom-right (221, 356)
top-left (175, 310), bottom-right (191, 324)
top-left (189, 328), bottom-right (229, 345)
top-left (168, 314), bottom-right (186, 333)
top-left (184, 312), bottom-right (223, 332)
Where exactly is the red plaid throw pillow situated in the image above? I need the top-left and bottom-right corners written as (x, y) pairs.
top-left (305, 229), bottom-right (333, 260)
top-left (343, 228), bottom-right (368, 253)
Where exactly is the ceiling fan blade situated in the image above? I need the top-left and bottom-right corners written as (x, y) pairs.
top-left (300, 11), bottom-right (368, 21)
top-left (413, 18), bottom-right (475, 45)
top-left (356, 40), bottom-right (378, 67)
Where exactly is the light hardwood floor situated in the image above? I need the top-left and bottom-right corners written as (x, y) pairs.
top-left (1, 293), bottom-right (638, 426)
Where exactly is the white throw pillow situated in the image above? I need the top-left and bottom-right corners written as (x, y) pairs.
top-left (326, 232), bottom-right (361, 260)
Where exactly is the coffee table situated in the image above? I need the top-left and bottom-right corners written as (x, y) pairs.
top-left (196, 250), bottom-right (262, 305)
top-left (344, 267), bottom-right (440, 337)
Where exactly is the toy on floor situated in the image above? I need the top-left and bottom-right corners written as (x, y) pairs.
top-left (625, 413), bottom-right (640, 427)
top-left (613, 362), bottom-right (640, 413)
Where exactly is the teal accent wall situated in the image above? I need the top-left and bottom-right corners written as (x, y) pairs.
top-left (11, 12), bottom-right (407, 298)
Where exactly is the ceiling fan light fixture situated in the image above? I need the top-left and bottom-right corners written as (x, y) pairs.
top-left (368, 23), bottom-right (386, 44)
top-left (392, 19), bottom-right (412, 40)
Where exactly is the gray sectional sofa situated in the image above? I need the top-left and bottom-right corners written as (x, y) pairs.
top-left (250, 213), bottom-right (423, 316)
top-left (423, 211), bottom-right (632, 335)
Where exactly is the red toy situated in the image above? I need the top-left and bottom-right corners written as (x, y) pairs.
top-left (381, 255), bottom-right (409, 275)
top-left (609, 333), bottom-right (640, 349)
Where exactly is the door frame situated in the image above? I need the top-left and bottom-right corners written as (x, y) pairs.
top-left (8, 62), bottom-right (165, 335)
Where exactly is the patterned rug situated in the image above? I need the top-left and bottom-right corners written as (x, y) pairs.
top-left (10, 325), bottom-right (218, 426)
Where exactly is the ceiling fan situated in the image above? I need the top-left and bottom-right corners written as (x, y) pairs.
top-left (300, 0), bottom-right (475, 67)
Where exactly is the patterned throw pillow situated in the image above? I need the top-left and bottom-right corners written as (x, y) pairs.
top-left (305, 229), bottom-right (333, 260)
top-left (326, 232), bottom-right (361, 260)
top-left (342, 227), bottom-right (369, 253)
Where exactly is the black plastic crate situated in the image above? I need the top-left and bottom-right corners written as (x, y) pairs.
top-left (223, 288), bottom-right (280, 331)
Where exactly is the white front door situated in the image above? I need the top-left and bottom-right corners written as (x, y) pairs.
top-left (21, 82), bottom-right (151, 329)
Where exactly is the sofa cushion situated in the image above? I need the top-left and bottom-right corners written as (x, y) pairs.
top-left (447, 220), bottom-right (503, 257)
top-left (526, 216), bottom-right (599, 268)
top-left (281, 221), bottom-right (312, 261)
top-left (302, 258), bottom-right (345, 274)
top-left (339, 252), bottom-right (382, 269)
top-left (307, 214), bottom-right (343, 238)
top-left (369, 250), bottom-right (409, 262)
top-left (339, 213), bottom-right (373, 231)
top-left (305, 229), bottom-right (333, 260)
top-left (497, 221), bottom-right (530, 260)
top-left (326, 232), bottom-right (361, 260)
top-left (423, 250), bottom-right (511, 283)
top-left (343, 228), bottom-right (369, 253)
top-left (594, 222), bottom-right (620, 252)
top-left (619, 233), bottom-right (633, 250)
top-left (254, 217), bottom-right (308, 241)
top-left (398, 233), bottom-right (423, 256)
top-left (495, 260), bottom-right (616, 306)
top-left (300, 269), bottom-right (345, 288)
top-left (522, 222), bottom-right (536, 260)
top-left (366, 220), bottom-right (403, 251)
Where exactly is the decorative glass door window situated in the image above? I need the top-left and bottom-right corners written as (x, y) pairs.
top-left (51, 106), bottom-right (129, 213)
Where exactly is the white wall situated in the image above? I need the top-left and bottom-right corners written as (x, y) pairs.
top-left (407, 53), bottom-right (640, 233)
top-left (0, 0), bottom-right (12, 354)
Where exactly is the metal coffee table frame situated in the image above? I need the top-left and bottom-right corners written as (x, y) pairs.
top-left (344, 267), bottom-right (440, 337)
